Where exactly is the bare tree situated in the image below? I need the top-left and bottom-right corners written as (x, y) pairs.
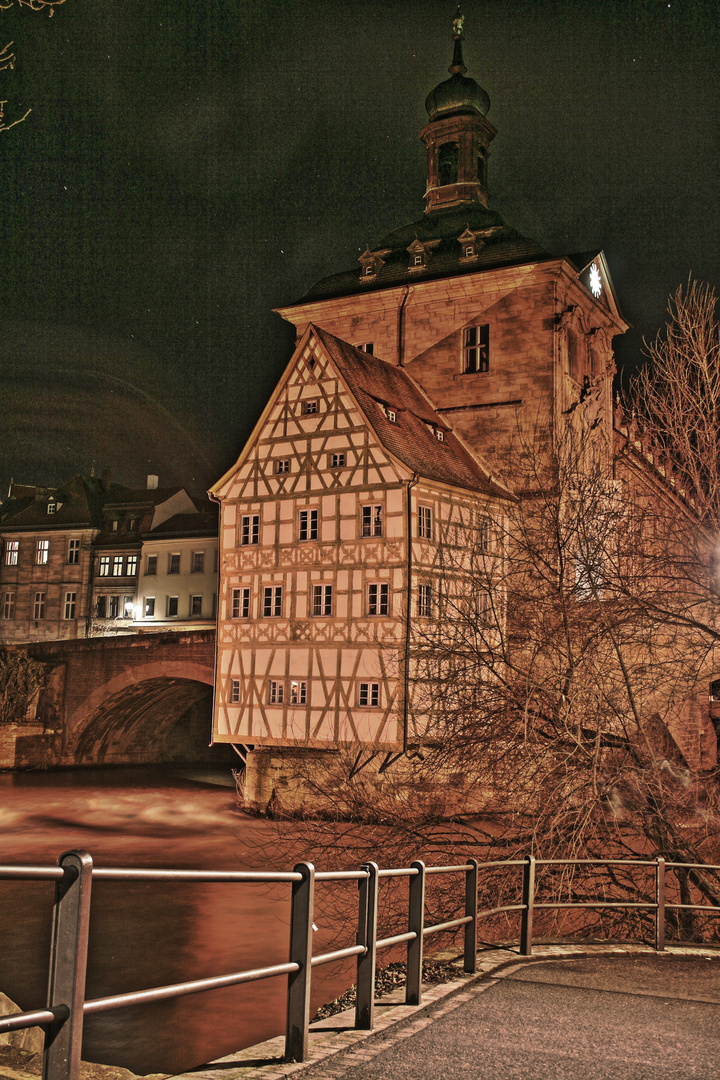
top-left (0, 0), bottom-right (65, 132)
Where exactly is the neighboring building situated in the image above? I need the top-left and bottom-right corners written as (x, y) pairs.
top-left (0, 476), bottom-right (103, 644)
top-left (0, 473), bottom-right (218, 643)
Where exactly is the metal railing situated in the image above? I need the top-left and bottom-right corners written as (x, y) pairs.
top-left (1, 851), bottom-right (718, 1080)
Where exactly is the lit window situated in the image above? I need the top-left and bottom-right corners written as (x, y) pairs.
top-left (192, 551), bottom-right (204, 573)
top-left (5, 540), bottom-right (18, 566)
top-left (276, 459), bottom-right (290, 474)
top-left (96, 596), bottom-right (107, 618)
top-left (358, 682), bottom-right (380, 707)
top-left (33, 591), bottom-right (45, 620)
top-left (298, 509), bottom-right (318, 541)
top-left (67, 539), bottom-right (80, 565)
top-left (331, 453), bottom-right (345, 468)
top-left (47, 501), bottom-right (56, 515)
top-left (99, 556), bottom-right (111, 577)
top-left (167, 596), bottom-right (179, 617)
top-left (465, 245), bottom-right (474, 258)
top-left (418, 583), bottom-right (433, 618)
top-left (144, 597), bottom-right (155, 617)
top-left (63, 592), bottom-right (77, 620)
top-left (436, 429), bottom-right (445, 443)
top-left (363, 265), bottom-right (374, 276)
top-left (263, 586), bottom-right (283, 618)
top-left (191, 595), bottom-right (203, 617)
top-left (289, 680), bottom-right (307, 705)
top-left (128, 518), bottom-right (137, 532)
top-left (36, 540), bottom-right (49, 565)
top-left (123, 596), bottom-right (134, 618)
top-left (312, 584), bottom-right (333, 616)
top-left (241, 515), bottom-right (260, 546)
top-left (301, 400), bottom-right (319, 415)
top-left (463, 325), bottom-right (490, 373)
top-left (168, 553), bottom-right (180, 574)
top-left (146, 554), bottom-right (157, 575)
top-left (230, 679), bottom-right (241, 704)
top-left (418, 505), bottom-right (433, 540)
top-left (3, 592), bottom-right (15, 619)
top-left (268, 680), bottom-right (284, 704)
top-left (126, 554), bottom-right (138, 576)
top-left (386, 408), bottom-right (397, 423)
top-left (112, 555), bottom-right (124, 576)
top-left (361, 505), bottom-right (383, 537)
top-left (232, 587), bottom-right (250, 619)
top-left (413, 254), bottom-right (423, 267)
top-left (366, 583), bottom-right (389, 616)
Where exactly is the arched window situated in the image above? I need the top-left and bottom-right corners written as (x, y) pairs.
top-left (438, 143), bottom-right (459, 186)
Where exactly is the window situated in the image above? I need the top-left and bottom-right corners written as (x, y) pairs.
top-left (358, 682), bottom-right (380, 707)
top-left (478, 517), bottom-right (492, 552)
top-left (568, 332), bottom-right (579, 380)
top-left (312, 584), bottom-right (333, 616)
top-left (232, 587), bottom-right (250, 619)
top-left (386, 408), bottom-right (397, 423)
top-left (5, 540), bottom-right (18, 566)
top-left (33, 592), bottom-right (45, 620)
top-left (128, 518), bottom-right (137, 532)
top-left (263, 586), bottom-right (283, 618)
top-left (168, 553), bottom-right (180, 575)
top-left (465, 245), bottom-right (474, 258)
top-left (412, 254), bottom-right (423, 267)
top-left (289, 680), bottom-right (307, 705)
top-left (241, 515), bottom-right (260, 546)
top-left (230, 679), bottom-right (241, 704)
top-left (36, 539), bottom-right (49, 565)
top-left (126, 554), bottom-right (138, 576)
top-left (355, 343), bottom-right (374, 355)
top-left (112, 555), bottom-right (124, 576)
top-left (109, 595), bottom-right (120, 618)
top-left (111, 520), bottom-right (119, 532)
top-left (3, 592), bottom-right (15, 620)
top-left (463, 324), bottom-right (490, 373)
top-left (47, 501), bottom-right (56, 515)
top-left (99, 556), bottom-right (111, 577)
top-left (276, 459), bottom-right (290, 474)
top-left (363, 264), bottom-right (374, 277)
top-left (68, 539), bottom-right (80, 564)
top-left (366, 583), bottom-right (389, 616)
top-left (96, 596), bottom-right (107, 618)
top-left (418, 583), bottom-right (433, 618)
top-left (301, 400), bottom-right (319, 415)
top-left (298, 509), bottom-right (318, 541)
top-left (191, 595), bottom-right (203, 617)
top-left (144, 597), bottom-right (155, 617)
top-left (330, 453), bottom-right (345, 468)
top-left (436, 429), bottom-right (445, 443)
top-left (192, 551), bottom-right (204, 574)
top-left (63, 592), bottom-right (77, 620)
top-left (268, 680), bottom-right (284, 704)
top-left (146, 554), bottom-right (157, 575)
top-left (361, 504), bottom-right (383, 538)
top-left (123, 596), bottom-right (134, 618)
top-left (167, 596), bottom-right (179, 617)
top-left (438, 141), bottom-right (459, 185)
top-left (418, 505), bottom-right (433, 540)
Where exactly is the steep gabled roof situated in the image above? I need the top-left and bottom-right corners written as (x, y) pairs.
top-left (311, 325), bottom-right (511, 499)
top-left (0, 475), bottom-right (103, 531)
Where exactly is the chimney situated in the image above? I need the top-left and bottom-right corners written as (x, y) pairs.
top-left (147, 474), bottom-right (159, 490)
top-left (101, 468), bottom-right (112, 492)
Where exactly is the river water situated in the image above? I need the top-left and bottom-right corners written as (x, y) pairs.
top-left (0, 766), bottom-right (357, 1075)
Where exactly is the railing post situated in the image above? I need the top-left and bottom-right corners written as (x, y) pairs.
top-left (285, 862), bottom-right (315, 1063)
top-left (464, 858), bottom-right (478, 974)
top-left (43, 850), bottom-right (93, 1080)
top-left (520, 855), bottom-right (535, 957)
top-left (405, 860), bottom-right (425, 1006)
top-left (655, 857), bottom-right (666, 952)
top-left (355, 862), bottom-right (378, 1030)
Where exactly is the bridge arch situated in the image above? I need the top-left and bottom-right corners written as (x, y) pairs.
top-left (66, 660), bottom-right (217, 766)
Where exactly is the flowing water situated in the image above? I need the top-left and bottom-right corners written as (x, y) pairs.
top-left (0, 766), bottom-right (356, 1075)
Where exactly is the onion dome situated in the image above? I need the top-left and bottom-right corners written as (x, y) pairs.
top-left (425, 8), bottom-right (490, 120)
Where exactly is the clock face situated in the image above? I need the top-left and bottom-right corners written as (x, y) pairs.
top-left (589, 262), bottom-right (602, 298)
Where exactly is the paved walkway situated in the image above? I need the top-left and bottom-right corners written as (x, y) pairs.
top-left (174, 945), bottom-right (720, 1080)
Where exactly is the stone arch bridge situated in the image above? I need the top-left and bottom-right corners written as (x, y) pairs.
top-left (6, 630), bottom-right (231, 769)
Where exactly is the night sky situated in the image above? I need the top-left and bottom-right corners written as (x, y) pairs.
top-left (1, 0), bottom-right (719, 498)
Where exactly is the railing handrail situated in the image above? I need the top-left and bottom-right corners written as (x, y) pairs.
top-left (2, 850), bottom-right (720, 1078)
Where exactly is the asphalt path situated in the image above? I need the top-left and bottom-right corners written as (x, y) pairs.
top-left (304, 955), bottom-right (720, 1080)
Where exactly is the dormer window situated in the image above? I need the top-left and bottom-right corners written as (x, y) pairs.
top-left (47, 501), bottom-right (56, 515)
top-left (436, 429), bottom-right (445, 443)
top-left (364, 265), bottom-right (374, 276)
top-left (387, 408), bottom-right (397, 423)
top-left (358, 247), bottom-right (390, 283)
top-left (413, 254), bottom-right (423, 266)
top-left (465, 246), bottom-right (474, 258)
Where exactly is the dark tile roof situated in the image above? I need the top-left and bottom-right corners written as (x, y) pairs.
top-left (0, 475), bottom-right (104, 531)
top-left (145, 509), bottom-right (218, 539)
top-left (298, 205), bottom-right (550, 304)
top-left (312, 325), bottom-right (509, 499)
